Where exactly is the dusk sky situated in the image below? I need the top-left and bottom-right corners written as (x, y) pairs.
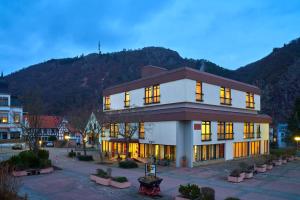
top-left (1, 0), bottom-right (300, 75)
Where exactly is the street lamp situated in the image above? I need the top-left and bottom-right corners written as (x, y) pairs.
top-left (295, 136), bottom-right (300, 150)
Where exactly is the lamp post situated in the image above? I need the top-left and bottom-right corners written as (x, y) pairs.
top-left (295, 136), bottom-right (300, 150)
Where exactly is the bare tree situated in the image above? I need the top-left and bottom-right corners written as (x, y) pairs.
top-left (117, 122), bottom-right (139, 158)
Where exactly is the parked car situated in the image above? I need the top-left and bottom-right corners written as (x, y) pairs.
top-left (12, 144), bottom-right (23, 150)
top-left (45, 141), bottom-right (54, 147)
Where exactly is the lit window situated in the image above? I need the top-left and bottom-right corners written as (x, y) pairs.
top-left (201, 121), bottom-right (211, 141)
top-left (0, 113), bottom-right (8, 123)
top-left (110, 123), bottom-right (118, 137)
top-left (244, 123), bottom-right (254, 139)
top-left (144, 85), bottom-right (160, 104)
top-left (246, 92), bottom-right (255, 109)
top-left (104, 96), bottom-right (110, 110)
top-left (139, 122), bottom-right (145, 139)
top-left (14, 113), bottom-right (20, 124)
top-left (0, 97), bottom-right (8, 106)
top-left (124, 92), bottom-right (130, 108)
top-left (125, 123), bottom-right (130, 137)
top-left (220, 87), bottom-right (231, 105)
top-left (196, 81), bottom-right (203, 101)
top-left (101, 126), bottom-right (105, 137)
top-left (218, 122), bottom-right (233, 140)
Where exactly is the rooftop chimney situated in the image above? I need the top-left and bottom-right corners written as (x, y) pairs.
top-left (141, 65), bottom-right (168, 78)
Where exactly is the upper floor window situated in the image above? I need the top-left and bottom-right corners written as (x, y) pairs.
top-left (104, 96), bottom-right (111, 110)
top-left (110, 123), bottom-right (118, 138)
top-left (195, 81), bottom-right (203, 101)
top-left (218, 122), bottom-right (234, 140)
top-left (0, 113), bottom-right (8, 123)
top-left (14, 113), bottom-right (20, 124)
top-left (125, 123), bottom-right (130, 137)
top-left (246, 92), bottom-right (255, 109)
top-left (101, 126), bottom-right (106, 137)
top-left (144, 85), bottom-right (160, 104)
top-left (201, 121), bottom-right (211, 141)
top-left (124, 92), bottom-right (130, 108)
top-left (256, 124), bottom-right (261, 138)
top-left (244, 122), bottom-right (254, 139)
top-left (0, 97), bottom-right (8, 106)
top-left (220, 87), bottom-right (231, 105)
top-left (139, 122), bottom-right (145, 139)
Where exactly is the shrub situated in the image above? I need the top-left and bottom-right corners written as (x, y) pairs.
top-left (19, 150), bottom-right (40, 168)
top-left (179, 184), bottom-right (201, 200)
top-left (225, 197), bottom-right (240, 200)
top-left (68, 150), bottom-right (76, 158)
top-left (38, 149), bottom-right (49, 160)
top-left (119, 160), bottom-right (138, 168)
top-left (112, 176), bottom-right (128, 183)
top-left (230, 169), bottom-right (241, 177)
top-left (96, 169), bottom-right (109, 178)
top-left (238, 162), bottom-right (248, 172)
top-left (48, 135), bottom-right (57, 141)
top-left (77, 155), bottom-right (93, 161)
top-left (202, 187), bottom-right (215, 200)
top-left (40, 159), bottom-right (52, 168)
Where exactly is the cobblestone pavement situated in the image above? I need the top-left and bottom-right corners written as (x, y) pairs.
top-left (18, 148), bottom-right (300, 200)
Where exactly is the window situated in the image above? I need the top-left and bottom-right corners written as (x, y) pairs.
top-left (246, 92), bottom-right (255, 109)
top-left (220, 87), bottom-right (231, 105)
top-left (244, 123), bottom-right (254, 139)
top-left (104, 96), bottom-right (111, 110)
top-left (144, 85), bottom-right (160, 104)
top-left (0, 97), bottom-right (8, 106)
top-left (195, 81), bottom-right (203, 101)
top-left (139, 122), bottom-right (145, 139)
top-left (250, 141), bottom-right (260, 155)
top-left (0, 113), bottom-right (8, 123)
top-left (194, 144), bottom-right (224, 162)
top-left (218, 122), bottom-right (234, 140)
top-left (124, 92), bottom-right (130, 108)
top-left (101, 126), bottom-right (106, 137)
top-left (125, 123), bottom-right (129, 137)
top-left (256, 124), bottom-right (261, 138)
top-left (14, 113), bottom-right (20, 124)
top-left (233, 142), bottom-right (249, 158)
top-left (263, 140), bottom-right (269, 154)
top-left (201, 121), bottom-right (211, 141)
top-left (110, 123), bottom-right (118, 137)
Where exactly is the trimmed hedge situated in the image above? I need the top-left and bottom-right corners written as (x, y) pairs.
top-left (112, 176), bottom-right (128, 183)
top-left (119, 160), bottom-right (138, 168)
top-left (96, 168), bottom-right (109, 178)
top-left (178, 184), bottom-right (215, 200)
top-left (68, 151), bottom-right (76, 158)
top-left (77, 155), bottom-right (93, 161)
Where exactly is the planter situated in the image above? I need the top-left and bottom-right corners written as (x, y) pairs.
top-left (288, 156), bottom-right (294, 162)
top-left (244, 172), bottom-right (253, 179)
top-left (266, 164), bottom-right (273, 170)
top-left (240, 172), bottom-right (246, 179)
top-left (138, 177), bottom-right (163, 196)
top-left (12, 170), bottom-right (28, 177)
top-left (273, 160), bottom-right (282, 166)
top-left (110, 180), bottom-right (131, 189)
top-left (40, 167), bottom-right (54, 174)
top-left (282, 159), bottom-right (287, 164)
top-left (175, 195), bottom-right (190, 200)
top-left (255, 166), bottom-right (267, 173)
top-left (90, 174), bottom-right (111, 186)
top-left (227, 175), bottom-right (244, 183)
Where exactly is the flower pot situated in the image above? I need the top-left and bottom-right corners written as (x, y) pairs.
top-left (273, 160), bottom-right (282, 166)
top-left (12, 170), bottom-right (28, 177)
top-left (40, 167), bottom-right (54, 174)
top-left (266, 164), bottom-right (273, 170)
top-left (90, 174), bottom-right (111, 186)
top-left (110, 180), bottom-right (131, 189)
top-left (175, 195), bottom-right (190, 200)
top-left (255, 166), bottom-right (267, 173)
top-left (244, 172), bottom-right (253, 179)
top-left (227, 175), bottom-right (244, 183)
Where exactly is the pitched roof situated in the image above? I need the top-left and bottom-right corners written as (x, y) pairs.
top-left (25, 115), bottom-right (62, 129)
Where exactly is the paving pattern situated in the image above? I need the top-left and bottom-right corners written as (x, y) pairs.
top-left (17, 148), bottom-right (300, 200)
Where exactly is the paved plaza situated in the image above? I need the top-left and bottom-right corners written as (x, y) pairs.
top-left (16, 148), bottom-right (300, 200)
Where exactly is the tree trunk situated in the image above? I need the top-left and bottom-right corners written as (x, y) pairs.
top-left (126, 139), bottom-right (130, 158)
top-left (83, 141), bottom-right (87, 156)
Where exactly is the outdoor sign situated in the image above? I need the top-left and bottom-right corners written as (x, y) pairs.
top-left (145, 163), bottom-right (156, 177)
top-left (194, 123), bottom-right (201, 130)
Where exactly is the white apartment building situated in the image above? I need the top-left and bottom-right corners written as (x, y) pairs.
top-left (0, 78), bottom-right (23, 141)
top-left (101, 66), bottom-right (271, 167)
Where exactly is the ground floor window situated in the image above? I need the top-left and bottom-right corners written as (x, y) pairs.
top-left (233, 142), bottom-right (248, 158)
top-left (263, 140), bottom-right (269, 154)
top-left (249, 141), bottom-right (260, 156)
top-left (0, 132), bottom-right (7, 139)
top-left (193, 144), bottom-right (225, 162)
top-left (10, 132), bottom-right (20, 139)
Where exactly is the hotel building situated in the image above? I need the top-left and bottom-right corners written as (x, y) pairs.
top-left (101, 66), bottom-right (271, 167)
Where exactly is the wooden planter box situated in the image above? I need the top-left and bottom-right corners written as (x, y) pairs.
top-left (90, 175), bottom-right (111, 186)
top-left (244, 172), bottom-right (253, 179)
top-left (266, 164), bottom-right (273, 170)
top-left (175, 195), bottom-right (190, 200)
top-left (227, 175), bottom-right (244, 183)
top-left (110, 180), bottom-right (131, 189)
top-left (273, 160), bottom-right (282, 166)
top-left (12, 170), bottom-right (28, 177)
top-left (255, 165), bottom-right (267, 173)
top-left (40, 167), bottom-right (54, 174)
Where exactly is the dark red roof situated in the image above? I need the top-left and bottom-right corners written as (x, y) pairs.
top-left (25, 115), bottom-right (62, 129)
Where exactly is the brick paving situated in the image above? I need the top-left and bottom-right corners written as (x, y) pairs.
top-left (17, 148), bottom-right (300, 200)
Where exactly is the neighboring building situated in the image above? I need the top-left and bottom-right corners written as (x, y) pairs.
top-left (0, 76), bottom-right (23, 142)
top-left (102, 66), bottom-right (272, 167)
top-left (276, 123), bottom-right (289, 148)
top-left (85, 112), bottom-right (102, 146)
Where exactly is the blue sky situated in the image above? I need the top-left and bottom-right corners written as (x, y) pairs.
top-left (1, 0), bottom-right (300, 75)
